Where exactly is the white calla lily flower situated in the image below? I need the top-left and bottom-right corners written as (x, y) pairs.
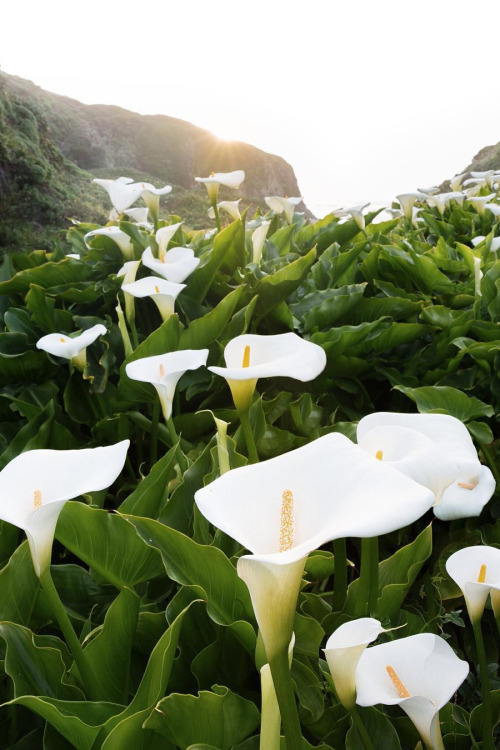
top-left (0, 441), bottom-right (129, 577)
top-left (121, 277), bottom-right (185, 320)
top-left (426, 192), bottom-right (464, 214)
top-left (357, 412), bottom-right (496, 520)
top-left (208, 333), bottom-right (326, 412)
top-left (265, 196), bottom-right (303, 224)
top-left (66, 253), bottom-right (81, 260)
top-left (484, 203), bottom-right (500, 217)
top-left (488, 237), bottom-right (500, 252)
top-left (36, 324), bottom-right (107, 370)
top-left (446, 545), bottom-right (500, 622)
top-left (324, 618), bottom-right (386, 709)
top-left (333, 203), bottom-right (370, 231)
top-left (450, 173), bottom-right (467, 191)
top-left (467, 194), bottom-right (497, 215)
top-left (92, 176), bottom-right (144, 213)
top-left (195, 433), bottom-right (435, 661)
top-left (124, 207), bottom-right (150, 224)
top-left (156, 222), bottom-right (183, 258)
top-left (252, 220), bottom-right (271, 263)
top-left (195, 170), bottom-right (245, 202)
top-left (117, 260), bottom-right (141, 322)
top-left (142, 246), bottom-right (199, 284)
top-left (84, 226), bottom-right (134, 260)
top-left (355, 634), bottom-right (469, 750)
top-left (137, 182), bottom-right (172, 215)
top-left (126, 349), bottom-right (209, 420)
top-left (474, 256), bottom-right (483, 296)
top-left (396, 193), bottom-right (425, 221)
top-left (418, 186), bottom-right (439, 196)
top-left (208, 199), bottom-right (242, 221)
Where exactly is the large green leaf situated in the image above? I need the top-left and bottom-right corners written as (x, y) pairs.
top-left (125, 515), bottom-right (254, 626)
top-left (395, 385), bottom-right (494, 420)
top-left (0, 541), bottom-right (40, 625)
top-left (179, 287), bottom-right (242, 348)
top-left (0, 260), bottom-right (92, 294)
top-left (143, 685), bottom-right (260, 750)
top-left (55, 503), bottom-right (164, 590)
top-left (118, 448), bottom-right (177, 518)
top-left (186, 221), bottom-right (245, 301)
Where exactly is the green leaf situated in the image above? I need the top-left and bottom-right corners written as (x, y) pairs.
top-left (118, 448), bottom-right (177, 518)
top-left (124, 515), bottom-right (254, 626)
top-left (345, 707), bottom-right (401, 749)
top-left (187, 220), bottom-right (245, 301)
top-left (0, 259), bottom-right (92, 294)
top-left (83, 588), bottom-right (140, 703)
top-left (394, 385), bottom-right (494, 420)
top-left (180, 287), bottom-right (243, 348)
top-left (0, 541), bottom-right (40, 625)
top-left (55, 503), bottom-right (164, 590)
top-left (143, 685), bottom-right (260, 750)
top-left (251, 248), bottom-right (316, 319)
top-left (0, 622), bottom-right (82, 699)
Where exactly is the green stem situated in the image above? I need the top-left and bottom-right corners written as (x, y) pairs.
top-left (211, 199), bottom-right (222, 233)
top-left (260, 665), bottom-right (281, 750)
top-left (167, 417), bottom-right (188, 474)
top-left (268, 647), bottom-right (304, 750)
top-left (349, 707), bottom-right (376, 750)
top-left (239, 409), bottom-right (259, 463)
top-left (40, 569), bottom-right (98, 698)
top-left (150, 400), bottom-right (160, 468)
top-left (356, 537), bottom-right (379, 617)
top-left (472, 618), bottom-right (494, 750)
top-left (129, 317), bottom-right (139, 349)
top-left (332, 538), bottom-right (348, 612)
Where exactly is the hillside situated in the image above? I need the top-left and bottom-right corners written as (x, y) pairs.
top-left (464, 141), bottom-right (500, 173)
top-left (0, 71), bottom-right (305, 251)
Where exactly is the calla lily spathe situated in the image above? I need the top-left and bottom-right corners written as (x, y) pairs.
top-left (125, 349), bottom-right (209, 420)
top-left (252, 220), bottom-right (271, 263)
top-left (142, 246), bottom-right (199, 284)
top-left (355, 634), bottom-right (469, 750)
top-left (357, 412), bottom-right (496, 520)
top-left (84, 226), bottom-right (134, 260)
top-left (92, 177), bottom-right (144, 213)
top-left (208, 333), bottom-right (326, 412)
top-left (446, 545), bottom-right (500, 622)
top-left (333, 203), bottom-right (369, 231)
top-left (195, 433), bottom-right (435, 661)
top-left (265, 196), bottom-right (302, 224)
top-left (156, 222), bottom-right (183, 257)
top-left (0, 441), bottom-right (129, 577)
top-left (36, 324), bottom-right (107, 370)
top-left (117, 260), bottom-right (141, 323)
top-left (466, 194), bottom-right (497, 215)
top-left (396, 193), bottom-right (425, 221)
top-left (195, 170), bottom-right (245, 202)
top-left (121, 277), bottom-right (186, 320)
top-left (324, 618), bottom-right (386, 709)
top-left (208, 200), bottom-right (242, 221)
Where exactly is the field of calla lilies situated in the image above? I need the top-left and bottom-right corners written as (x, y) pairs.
top-left (1, 169), bottom-right (500, 750)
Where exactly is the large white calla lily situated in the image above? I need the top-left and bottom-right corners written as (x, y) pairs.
top-left (357, 412), bottom-right (496, 520)
top-left (36, 324), bottom-right (107, 371)
top-left (355, 634), bottom-right (469, 750)
top-left (195, 433), bottom-right (435, 662)
top-left (265, 196), bottom-right (303, 224)
top-left (121, 277), bottom-right (186, 320)
top-left (0, 441), bottom-right (129, 577)
top-left (156, 222), bottom-right (183, 258)
top-left (142, 246), bottom-right (199, 284)
top-left (324, 618), bottom-right (386, 709)
top-left (125, 349), bottom-right (209, 420)
top-left (446, 545), bottom-right (500, 622)
top-left (137, 182), bottom-right (172, 215)
top-left (195, 170), bottom-right (245, 202)
top-left (84, 226), bottom-right (134, 260)
top-left (467, 194), bottom-right (497, 215)
top-left (92, 177), bottom-right (144, 213)
top-left (396, 193), bottom-right (425, 221)
top-left (208, 333), bottom-right (326, 412)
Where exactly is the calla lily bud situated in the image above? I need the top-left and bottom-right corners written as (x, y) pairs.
top-left (446, 545), bottom-right (500, 623)
top-left (121, 277), bottom-right (186, 321)
top-left (115, 300), bottom-right (133, 358)
top-left (252, 220), bottom-right (271, 263)
top-left (355, 634), bottom-right (469, 750)
top-left (37, 324), bottom-right (107, 371)
top-left (0, 441), bottom-right (130, 577)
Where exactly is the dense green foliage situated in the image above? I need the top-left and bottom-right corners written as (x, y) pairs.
top-left (0, 181), bottom-right (500, 749)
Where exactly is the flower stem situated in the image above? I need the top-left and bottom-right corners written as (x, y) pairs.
top-left (471, 618), bottom-right (495, 750)
top-left (332, 538), bottom-right (348, 611)
top-left (129, 317), bottom-right (139, 349)
top-left (260, 665), bottom-right (281, 750)
top-left (268, 647), bottom-right (304, 750)
top-left (167, 417), bottom-right (188, 474)
top-left (211, 199), bottom-right (222, 232)
top-left (349, 707), bottom-right (376, 750)
top-left (356, 537), bottom-right (379, 617)
top-left (239, 409), bottom-right (259, 463)
top-left (40, 569), bottom-right (98, 698)
top-left (150, 400), bottom-right (160, 468)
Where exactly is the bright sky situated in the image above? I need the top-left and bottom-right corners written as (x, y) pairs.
top-left (3, 0), bottom-right (500, 217)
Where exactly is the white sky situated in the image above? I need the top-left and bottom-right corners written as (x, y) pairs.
top-left (2, 0), bottom-right (500, 217)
